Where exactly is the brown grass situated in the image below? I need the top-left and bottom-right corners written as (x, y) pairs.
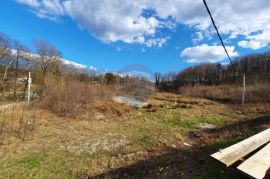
top-left (146, 93), bottom-right (216, 111)
top-left (178, 83), bottom-right (270, 103)
top-left (93, 100), bottom-right (133, 117)
top-left (0, 105), bottom-right (37, 145)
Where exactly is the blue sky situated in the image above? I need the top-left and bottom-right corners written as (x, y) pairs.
top-left (0, 0), bottom-right (270, 74)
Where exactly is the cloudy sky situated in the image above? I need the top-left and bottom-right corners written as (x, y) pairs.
top-left (0, 0), bottom-right (270, 73)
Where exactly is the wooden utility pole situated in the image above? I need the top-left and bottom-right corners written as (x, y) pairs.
top-left (27, 72), bottom-right (32, 103)
top-left (242, 73), bottom-right (246, 105)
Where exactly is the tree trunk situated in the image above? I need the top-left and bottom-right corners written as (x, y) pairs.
top-left (1, 59), bottom-right (13, 99)
top-left (13, 50), bottom-right (19, 100)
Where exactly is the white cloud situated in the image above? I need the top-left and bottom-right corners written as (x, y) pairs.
top-left (89, 66), bottom-right (97, 71)
top-left (33, 10), bottom-right (59, 21)
top-left (63, 0), bottom-right (163, 46)
top-left (145, 37), bottom-right (169, 48)
top-left (192, 31), bottom-right (204, 44)
top-left (238, 30), bottom-right (270, 50)
top-left (62, 58), bottom-right (87, 69)
top-left (10, 47), bottom-right (89, 69)
top-left (16, 0), bottom-right (40, 7)
top-left (16, 0), bottom-right (270, 49)
top-left (181, 44), bottom-right (239, 63)
top-left (42, 0), bottom-right (64, 15)
top-left (17, 0), bottom-right (64, 21)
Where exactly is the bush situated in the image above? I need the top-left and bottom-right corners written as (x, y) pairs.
top-left (40, 79), bottom-right (114, 118)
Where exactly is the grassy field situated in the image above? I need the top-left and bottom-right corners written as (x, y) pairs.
top-left (0, 92), bottom-right (270, 178)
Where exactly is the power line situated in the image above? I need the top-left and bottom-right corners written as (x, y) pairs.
top-left (203, 0), bottom-right (233, 65)
top-left (203, 0), bottom-right (246, 104)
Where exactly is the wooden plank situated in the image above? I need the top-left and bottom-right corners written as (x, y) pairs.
top-left (211, 128), bottom-right (270, 166)
top-left (237, 143), bottom-right (270, 179)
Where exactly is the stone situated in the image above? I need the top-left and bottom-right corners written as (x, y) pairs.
top-left (195, 123), bottom-right (217, 130)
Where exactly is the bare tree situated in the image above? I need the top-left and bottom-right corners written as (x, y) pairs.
top-left (33, 40), bottom-right (62, 78)
top-left (0, 33), bottom-right (11, 87)
top-left (154, 72), bottom-right (161, 88)
top-left (0, 33), bottom-right (11, 99)
top-left (13, 41), bottom-right (30, 100)
top-left (1, 56), bottom-right (13, 99)
top-left (0, 33), bottom-right (10, 60)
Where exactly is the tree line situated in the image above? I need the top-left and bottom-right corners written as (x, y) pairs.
top-left (155, 52), bottom-right (270, 91)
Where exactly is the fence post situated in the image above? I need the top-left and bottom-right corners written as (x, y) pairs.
top-left (27, 72), bottom-right (32, 103)
top-left (242, 73), bottom-right (246, 105)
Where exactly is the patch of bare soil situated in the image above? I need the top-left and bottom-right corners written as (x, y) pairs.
top-left (59, 136), bottom-right (128, 155)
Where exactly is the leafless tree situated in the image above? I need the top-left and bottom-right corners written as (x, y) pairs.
top-left (0, 33), bottom-right (11, 99)
top-left (157, 52), bottom-right (270, 91)
top-left (0, 33), bottom-right (10, 60)
top-left (154, 72), bottom-right (161, 87)
top-left (13, 41), bottom-right (30, 99)
top-left (0, 33), bottom-right (12, 86)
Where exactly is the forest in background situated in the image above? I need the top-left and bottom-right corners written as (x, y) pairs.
top-left (155, 52), bottom-right (270, 103)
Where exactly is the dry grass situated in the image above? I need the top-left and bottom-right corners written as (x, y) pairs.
top-left (0, 105), bottom-right (37, 145)
top-left (0, 93), bottom-right (269, 178)
top-left (145, 93), bottom-right (217, 113)
top-left (179, 83), bottom-right (270, 103)
top-left (93, 100), bottom-right (133, 117)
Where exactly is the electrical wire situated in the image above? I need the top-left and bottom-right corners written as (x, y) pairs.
top-left (203, 0), bottom-right (233, 65)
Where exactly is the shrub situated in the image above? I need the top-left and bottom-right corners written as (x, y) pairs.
top-left (0, 106), bottom-right (37, 144)
top-left (40, 78), bottom-right (114, 118)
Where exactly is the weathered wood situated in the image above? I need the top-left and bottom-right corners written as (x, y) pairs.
top-left (211, 128), bottom-right (270, 166)
top-left (27, 72), bottom-right (32, 103)
top-left (242, 73), bottom-right (246, 105)
top-left (237, 143), bottom-right (270, 179)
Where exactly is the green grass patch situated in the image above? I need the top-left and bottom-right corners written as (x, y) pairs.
top-left (19, 154), bottom-right (43, 168)
top-left (136, 135), bottom-right (152, 146)
top-left (135, 127), bottom-right (153, 146)
top-left (161, 113), bottom-right (227, 130)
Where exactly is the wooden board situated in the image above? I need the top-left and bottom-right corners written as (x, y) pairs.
top-left (211, 128), bottom-right (270, 166)
top-left (237, 143), bottom-right (270, 179)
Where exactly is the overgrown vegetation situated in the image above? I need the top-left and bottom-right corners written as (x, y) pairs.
top-left (155, 52), bottom-right (270, 103)
top-left (0, 105), bottom-right (37, 144)
top-left (0, 93), bottom-right (269, 178)
top-left (40, 78), bottom-right (115, 118)
top-left (179, 83), bottom-right (270, 103)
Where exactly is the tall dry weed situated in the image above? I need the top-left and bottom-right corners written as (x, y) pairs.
top-left (40, 79), bottom-right (115, 118)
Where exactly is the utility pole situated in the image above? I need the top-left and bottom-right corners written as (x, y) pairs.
top-left (242, 73), bottom-right (246, 105)
top-left (27, 72), bottom-right (32, 103)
